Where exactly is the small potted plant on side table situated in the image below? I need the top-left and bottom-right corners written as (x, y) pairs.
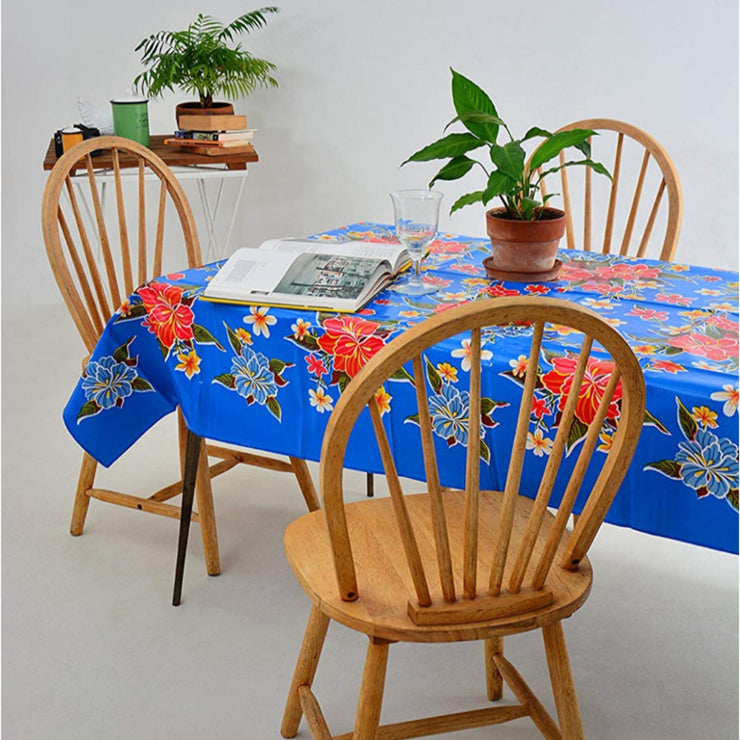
top-left (402, 69), bottom-right (611, 280)
top-left (132, 7), bottom-right (280, 127)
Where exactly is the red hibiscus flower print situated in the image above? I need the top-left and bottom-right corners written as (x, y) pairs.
top-left (483, 283), bottom-right (521, 297)
top-left (541, 355), bottom-right (622, 425)
top-left (138, 282), bottom-right (194, 349)
top-left (668, 332), bottom-right (737, 362)
top-left (317, 316), bottom-right (386, 378)
top-left (627, 306), bottom-right (669, 322)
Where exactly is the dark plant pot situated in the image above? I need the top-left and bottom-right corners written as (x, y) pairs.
top-left (175, 101), bottom-right (235, 128)
top-left (485, 207), bottom-right (566, 277)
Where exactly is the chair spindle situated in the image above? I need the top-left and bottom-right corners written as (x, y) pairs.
top-left (463, 328), bottom-right (482, 599)
top-left (635, 179), bottom-right (666, 259)
top-left (602, 132), bottom-right (624, 254)
top-left (154, 180), bottom-right (167, 278)
top-left (368, 400), bottom-right (431, 607)
top-left (137, 160), bottom-right (147, 285)
top-left (619, 150), bottom-right (650, 256)
top-left (558, 151), bottom-right (576, 250)
top-left (489, 321), bottom-right (544, 596)
top-left (413, 354), bottom-right (455, 603)
top-left (532, 366), bottom-right (622, 589)
top-left (85, 154), bottom-right (121, 311)
top-left (112, 148), bottom-right (134, 296)
top-left (64, 176), bottom-right (111, 327)
top-left (508, 334), bottom-right (594, 593)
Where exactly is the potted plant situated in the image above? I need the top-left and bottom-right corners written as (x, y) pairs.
top-left (132, 7), bottom-right (280, 126)
top-left (402, 69), bottom-right (611, 279)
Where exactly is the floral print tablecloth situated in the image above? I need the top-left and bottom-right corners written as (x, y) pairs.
top-left (64, 223), bottom-right (739, 553)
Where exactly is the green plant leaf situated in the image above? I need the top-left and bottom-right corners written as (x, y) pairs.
top-left (482, 171), bottom-right (515, 205)
top-left (402, 133), bottom-right (486, 165)
top-left (538, 158), bottom-right (612, 183)
top-left (489, 141), bottom-right (525, 182)
top-left (428, 156), bottom-right (477, 187)
top-left (131, 378), bottom-right (154, 392)
top-left (444, 112), bottom-right (506, 133)
top-left (521, 127), bottom-right (552, 142)
top-left (520, 198), bottom-right (542, 220)
top-left (450, 69), bottom-right (500, 142)
top-left (450, 191), bottom-right (484, 214)
top-left (529, 129), bottom-right (596, 171)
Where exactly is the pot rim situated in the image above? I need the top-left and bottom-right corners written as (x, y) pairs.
top-left (485, 206), bottom-right (566, 221)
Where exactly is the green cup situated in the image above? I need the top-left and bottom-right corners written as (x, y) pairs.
top-left (110, 96), bottom-right (150, 146)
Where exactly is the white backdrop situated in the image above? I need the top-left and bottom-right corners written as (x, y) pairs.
top-left (2, 0), bottom-right (738, 314)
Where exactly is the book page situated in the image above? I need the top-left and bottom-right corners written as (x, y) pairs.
top-left (205, 248), bottom-right (296, 297)
top-left (259, 238), bottom-right (408, 272)
top-left (272, 253), bottom-right (386, 301)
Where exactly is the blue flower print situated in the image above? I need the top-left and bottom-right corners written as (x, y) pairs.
top-left (82, 356), bottom-right (137, 410)
top-left (428, 383), bottom-right (471, 445)
top-left (676, 428), bottom-right (739, 499)
top-left (231, 345), bottom-right (278, 405)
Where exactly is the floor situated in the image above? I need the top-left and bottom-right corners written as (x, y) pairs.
top-left (2, 305), bottom-right (738, 739)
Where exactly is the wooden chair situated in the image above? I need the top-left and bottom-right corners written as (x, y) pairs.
top-left (537, 118), bottom-right (683, 261)
top-left (42, 136), bottom-right (319, 577)
top-left (281, 296), bottom-right (646, 739)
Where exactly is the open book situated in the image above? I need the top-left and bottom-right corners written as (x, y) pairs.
top-left (202, 238), bottom-right (410, 312)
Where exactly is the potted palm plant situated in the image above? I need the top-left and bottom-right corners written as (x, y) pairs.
top-left (402, 69), bottom-right (611, 279)
top-left (132, 7), bottom-right (280, 126)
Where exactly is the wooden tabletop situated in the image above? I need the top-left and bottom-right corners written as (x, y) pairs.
top-left (43, 135), bottom-right (259, 172)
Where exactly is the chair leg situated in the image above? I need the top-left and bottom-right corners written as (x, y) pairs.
top-left (70, 452), bottom-right (97, 535)
top-left (281, 605), bottom-right (331, 738)
top-left (289, 456), bottom-right (321, 512)
top-left (542, 621), bottom-right (585, 740)
top-left (353, 637), bottom-right (390, 740)
top-left (484, 636), bottom-right (504, 701)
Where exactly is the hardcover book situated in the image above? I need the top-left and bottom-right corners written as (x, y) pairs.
top-left (202, 239), bottom-right (410, 312)
top-left (177, 113), bottom-right (248, 131)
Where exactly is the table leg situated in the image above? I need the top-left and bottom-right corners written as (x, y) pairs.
top-left (195, 174), bottom-right (248, 261)
top-left (172, 429), bottom-right (202, 606)
top-left (196, 180), bottom-right (220, 262)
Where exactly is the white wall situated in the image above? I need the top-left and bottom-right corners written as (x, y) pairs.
top-left (3, 0), bottom-right (738, 314)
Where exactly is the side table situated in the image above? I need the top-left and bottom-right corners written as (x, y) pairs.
top-left (43, 135), bottom-right (259, 260)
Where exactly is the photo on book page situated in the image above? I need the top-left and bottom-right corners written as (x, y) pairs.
top-left (273, 253), bottom-right (380, 300)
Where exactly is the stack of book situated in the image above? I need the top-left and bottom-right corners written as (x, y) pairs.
top-left (164, 114), bottom-right (256, 156)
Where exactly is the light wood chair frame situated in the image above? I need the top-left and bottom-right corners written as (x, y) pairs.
top-left (281, 296), bottom-right (646, 739)
top-left (535, 118), bottom-right (683, 261)
top-left (42, 136), bottom-right (319, 577)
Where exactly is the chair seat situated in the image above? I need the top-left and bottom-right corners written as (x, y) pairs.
top-left (284, 489), bottom-right (592, 644)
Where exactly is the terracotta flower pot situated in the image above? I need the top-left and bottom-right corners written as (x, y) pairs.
top-left (485, 207), bottom-right (566, 276)
top-left (175, 101), bottom-right (235, 128)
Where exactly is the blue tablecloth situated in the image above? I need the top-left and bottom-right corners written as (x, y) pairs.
top-left (64, 223), bottom-right (739, 553)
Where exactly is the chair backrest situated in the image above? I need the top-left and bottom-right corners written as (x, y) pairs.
top-left (536, 119), bottom-right (682, 261)
top-left (41, 135), bottom-right (202, 354)
top-left (320, 297), bottom-right (646, 622)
